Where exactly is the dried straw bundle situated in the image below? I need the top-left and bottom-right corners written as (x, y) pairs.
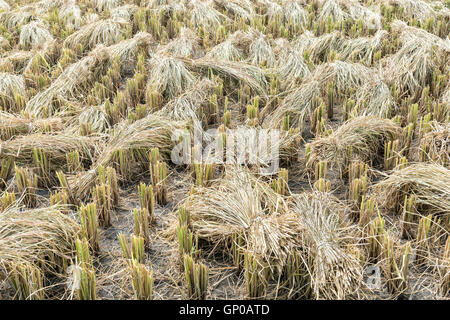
top-left (63, 18), bottom-right (128, 52)
top-left (0, 73), bottom-right (27, 112)
top-left (0, 133), bottom-right (95, 167)
top-left (25, 46), bottom-right (110, 118)
top-left (0, 111), bottom-right (63, 140)
top-left (19, 21), bottom-right (53, 50)
top-left (291, 191), bottom-right (365, 299)
top-left (184, 168), bottom-right (296, 270)
top-left (69, 114), bottom-right (185, 200)
top-left (184, 57), bottom-right (268, 97)
top-left (0, 206), bottom-right (81, 280)
top-left (147, 53), bottom-right (196, 100)
top-left (108, 31), bottom-right (153, 74)
top-left (306, 116), bottom-right (401, 172)
top-left (373, 163), bottom-right (450, 217)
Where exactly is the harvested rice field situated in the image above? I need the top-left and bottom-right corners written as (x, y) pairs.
top-left (0, 0), bottom-right (449, 301)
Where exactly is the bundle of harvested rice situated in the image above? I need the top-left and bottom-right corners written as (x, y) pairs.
top-left (213, 0), bottom-right (254, 21)
top-left (159, 78), bottom-right (217, 131)
top-left (0, 0), bottom-right (10, 11)
top-left (185, 57), bottom-right (268, 97)
top-left (94, 0), bottom-right (122, 12)
top-left (0, 111), bottom-right (63, 140)
top-left (419, 121), bottom-right (449, 165)
top-left (282, 0), bottom-right (308, 28)
top-left (383, 21), bottom-right (449, 99)
top-left (310, 61), bottom-right (378, 97)
top-left (69, 114), bottom-right (185, 199)
top-left (0, 206), bottom-right (81, 281)
top-left (205, 39), bottom-right (244, 62)
top-left (101, 114), bottom-right (182, 167)
top-left (59, 2), bottom-right (82, 31)
top-left (266, 1), bottom-right (283, 21)
top-left (25, 46), bottom-right (110, 118)
top-left (78, 105), bottom-right (110, 135)
top-left (389, 0), bottom-right (437, 22)
top-left (220, 125), bottom-right (299, 170)
top-left (63, 18), bottom-right (128, 52)
top-left (337, 30), bottom-right (388, 65)
top-left (0, 133), bottom-right (95, 167)
top-left (262, 80), bottom-right (320, 130)
top-left (0, 73), bottom-right (27, 112)
top-left (19, 21), bottom-right (53, 50)
top-left (248, 33), bottom-right (275, 67)
top-left (184, 168), bottom-right (296, 270)
top-left (0, 35), bottom-right (10, 53)
top-left (372, 163), bottom-right (450, 218)
top-left (111, 4), bottom-right (138, 22)
top-left (437, 5), bottom-right (450, 19)
top-left (108, 31), bottom-right (152, 74)
top-left (291, 191), bottom-right (365, 299)
top-left (353, 79), bottom-right (397, 118)
top-left (35, 0), bottom-right (67, 12)
top-left (84, 12), bottom-right (100, 25)
top-left (159, 28), bottom-right (203, 59)
top-left (317, 0), bottom-right (348, 23)
top-left (188, 0), bottom-right (230, 33)
top-left (23, 40), bottom-right (61, 76)
top-left (306, 116), bottom-right (401, 172)
top-left (147, 53), bottom-right (196, 100)
top-left (293, 31), bottom-right (343, 63)
top-left (273, 38), bottom-right (291, 56)
top-left (0, 51), bottom-right (34, 73)
top-left (346, 2), bottom-right (382, 30)
top-left (391, 20), bottom-right (447, 46)
top-left (0, 6), bottom-right (34, 30)
top-left (146, 0), bottom-right (186, 15)
top-left (40, 2), bottom-right (66, 14)
top-left (275, 46), bottom-right (310, 87)
top-left (228, 30), bottom-right (255, 55)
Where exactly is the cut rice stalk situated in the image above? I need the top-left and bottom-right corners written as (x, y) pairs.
top-left (138, 182), bottom-right (155, 223)
top-left (73, 238), bottom-right (96, 300)
top-left (79, 203), bottom-right (100, 254)
top-left (92, 184), bottom-right (112, 228)
top-left (382, 235), bottom-right (411, 296)
top-left (118, 233), bottom-right (146, 264)
top-left (133, 208), bottom-right (150, 250)
top-left (14, 166), bottom-right (38, 208)
top-left (244, 250), bottom-right (269, 299)
top-left (184, 254), bottom-right (209, 300)
top-left (128, 260), bottom-right (154, 300)
top-left (8, 262), bottom-right (44, 300)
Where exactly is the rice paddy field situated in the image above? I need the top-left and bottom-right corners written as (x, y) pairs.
top-left (0, 0), bottom-right (449, 301)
